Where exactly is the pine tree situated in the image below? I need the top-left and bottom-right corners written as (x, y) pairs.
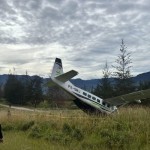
top-left (113, 39), bottom-right (135, 96)
top-left (0, 84), bottom-right (3, 99)
top-left (22, 75), bottom-right (43, 107)
top-left (23, 74), bottom-right (33, 104)
top-left (93, 61), bottom-right (114, 99)
top-left (4, 74), bottom-right (24, 105)
top-left (138, 81), bottom-right (150, 90)
top-left (31, 76), bottom-right (43, 108)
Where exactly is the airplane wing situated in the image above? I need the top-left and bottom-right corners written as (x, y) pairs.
top-left (104, 88), bottom-right (150, 106)
top-left (55, 70), bottom-right (78, 82)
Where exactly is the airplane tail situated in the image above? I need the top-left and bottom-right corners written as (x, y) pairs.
top-left (51, 58), bottom-right (63, 78)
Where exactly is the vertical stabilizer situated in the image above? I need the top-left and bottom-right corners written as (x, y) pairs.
top-left (51, 58), bottom-right (63, 78)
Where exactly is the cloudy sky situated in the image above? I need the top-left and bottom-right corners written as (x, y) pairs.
top-left (0, 0), bottom-right (150, 79)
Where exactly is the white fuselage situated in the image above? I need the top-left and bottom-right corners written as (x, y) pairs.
top-left (52, 77), bottom-right (117, 114)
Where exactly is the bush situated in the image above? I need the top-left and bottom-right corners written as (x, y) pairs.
top-left (62, 123), bottom-right (84, 141)
top-left (72, 128), bottom-right (83, 141)
top-left (100, 129), bottom-right (133, 149)
top-left (2, 123), bottom-right (14, 131)
top-left (20, 121), bottom-right (34, 131)
top-left (28, 124), bottom-right (42, 138)
top-left (62, 123), bottom-right (72, 135)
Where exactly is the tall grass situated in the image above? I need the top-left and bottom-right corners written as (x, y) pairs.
top-left (0, 106), bottom-right (150, 150)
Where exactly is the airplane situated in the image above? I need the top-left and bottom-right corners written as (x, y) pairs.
top-left (48, 58), bottom-right (150, 114)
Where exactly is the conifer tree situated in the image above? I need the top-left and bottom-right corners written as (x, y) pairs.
top-left (4, 74), bottom-right (24, 104)
top-left (113, 39), bottom-right (135, 95)
top-left (23, 71), bottom-right (43, 107)
top-left (0, 84), bottom-right (3, 99)
top-left (31, 76), bottom-right (43, 108)
top-left (93, 61), bottom-right (113, 98)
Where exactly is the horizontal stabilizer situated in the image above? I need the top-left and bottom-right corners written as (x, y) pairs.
top-left (104, 88), bottom-right (150, 106)
top-left (55, 70), bottom-right (78, 82)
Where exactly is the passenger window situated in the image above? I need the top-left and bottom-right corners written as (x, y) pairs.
top-left (92, 97), bottom-right (96, 100)
top-left (102, 101), bottom-right (105, 106)
top-left (97, 99), bottom-right (100, 103)
top-left (74, 88), bottom-right (78, 92)
top-left (83, 92), bottom-right (87, 96)
top-left (88, 95), bottom-right (91, 98)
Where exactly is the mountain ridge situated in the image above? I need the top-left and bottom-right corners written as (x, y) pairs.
top-left (0, 72), bottom-right (150, 90)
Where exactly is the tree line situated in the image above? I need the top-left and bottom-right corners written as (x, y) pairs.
top-left (1, 74), bottom-right (43, 107)
top-left (92, 39), bottom-right (150, 105)
top-left (0, 74), bottom-right (72, 108)
top-left (0, 39), bottom-right (150, 107)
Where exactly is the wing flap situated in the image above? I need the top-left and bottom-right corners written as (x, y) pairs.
top-left (104, 88), bottom-right (150, 106)
top-left (55, 70), bottom-right (78, 82)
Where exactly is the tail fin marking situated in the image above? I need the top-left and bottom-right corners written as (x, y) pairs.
top-left (51, 58), bottom-right (63, 78)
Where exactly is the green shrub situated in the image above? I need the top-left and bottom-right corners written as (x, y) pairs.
top-left (72, 128), bottom-right (83, 141)
top-left (62, 123), bottom-right (72, 135)
top-left (20, 121), bottom-right (34, 131)
top-left (28, 124), bottom-right (42, 138)
top-left (2, 123), bottom-right (14, 131)
top-left (62, 123), bottom-right (84, 141)
top-left (100, 129), bottom-right (133, 149)
top-left (45, 132), bottom-right (63, 142)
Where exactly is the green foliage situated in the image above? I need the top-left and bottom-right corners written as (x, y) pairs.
top-left (93, 61), bottom-right (114, 98)
top-left (62, 123), bottom-right (72, 134)
top-left (2, 121), bottom-right (35, 131)
top-left (38, 100), bottom-right (50, 108)
top-left (28, 124), bottom-right (42, 138)
top-left (100, 128), bottom-right (133, 149)
top-left (0, 107), bottom-right (150, 149)
top-left (113, 39), bottom-right (135, 96)
top-left (138, 81), bottom-right (150, 90)
top-left (19, 121), bottom-right (35, 131)
top-left (3, 74), bottom-right (43, 107)
top-left (45, 132), bottom-right (66, 143)
top-left (0, 84), bottom-right (4, 98)
top-left (62, 123), bottom-right (84, 141)
top-left (137, 81), bottom-right (150, 105)
top-left (4, 74), bottom-right (24, 104)
top-left (28, 122), bottom-right (84, 145)
top-left (24, 75), bottom-right (43, 108)
top-left (2, 123), bottom-right (15, 131)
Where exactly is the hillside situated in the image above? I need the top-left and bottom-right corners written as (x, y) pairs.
top-left (71, 72), bottom-right (150, 90)
top-left (0, 72), bottom-right (150, 90)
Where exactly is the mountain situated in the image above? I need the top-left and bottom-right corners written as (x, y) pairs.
top-left (0, 74), bottom-right (8, 85)
top-left (0, 72), bottom-right (150, 90)
top-left (133, 72), bottom-right (150, 83)
top-left (71, 72), bottom-right (150, 90)
top-left (70, 78), bottom-right (99, 90)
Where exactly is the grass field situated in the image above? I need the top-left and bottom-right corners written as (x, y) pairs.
top-left (0, 106), bottom-right (150, 150)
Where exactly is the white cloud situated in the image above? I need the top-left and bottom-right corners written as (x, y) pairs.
top-left (0, 0), bottom-right (150, 79)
